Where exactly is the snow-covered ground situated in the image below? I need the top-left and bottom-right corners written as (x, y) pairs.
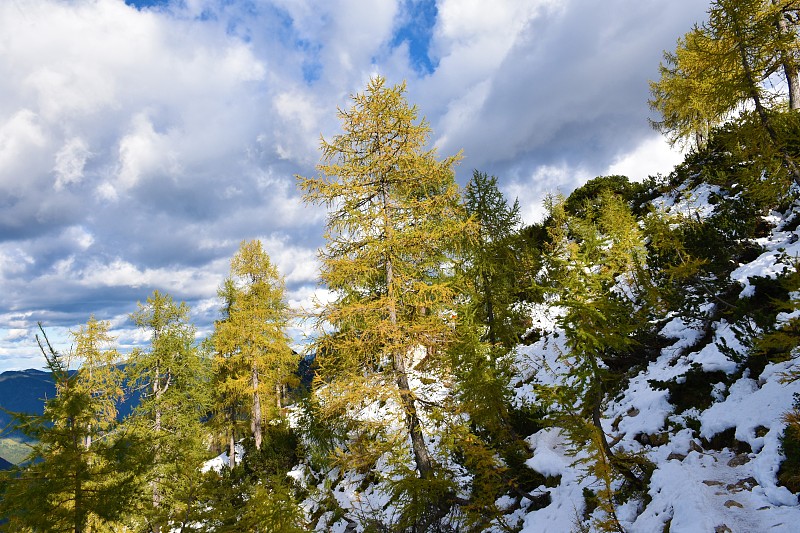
top-left (510, 186), bottom-right (800, 533)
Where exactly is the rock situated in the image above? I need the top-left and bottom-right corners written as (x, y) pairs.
top-left (727, 454), bottom-right (751, 467)
top-left (667, 452), bottom-right (687, 461)
top-left (727, 477), bottom-right (757, 492)
top-left (689, 440), bottom-right (704, 454)
top-left (650, 432), bottom-right (670, 446)
top-left (703, 480), bottom-right (724, 486)
top-left (715, 525), bottom-right (732, 533)
top-left (724, 499), bottom-right (744, 509)
top-left (635, 431), bottom-right (669, 447)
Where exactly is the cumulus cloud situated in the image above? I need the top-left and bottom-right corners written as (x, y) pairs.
top-left (53, 138), bottom-right (92, 190)
top-left (0, 0), bottom-right (708, 370)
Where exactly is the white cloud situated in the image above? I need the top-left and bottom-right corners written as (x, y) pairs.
top-left (273, 90), bottom-right (325, 163)
top-left (63, 226), bottom-right (94, 250)
top-left (0, 110), bottom-right (48, 187)
top-left (606, 135), bottom-right (685, 182)
top-left (3, 328), bottom-right (29, 342)
top-left (433, 0), bottom-right (556, 65)
top-left (0, 0), bottom-right (709, 371)
top-left (505, 163), bottom-right (593, 224)
top-left (116, 113), bottom-right (179, 191)
top-left (259, 234), bottom-right (320, 285)
top-left (0, 246), bottom-right (35, 279)
top-left (53, 137), bottom-right (91, 190)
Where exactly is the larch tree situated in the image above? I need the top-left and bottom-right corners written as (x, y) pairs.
top-left (126, 291), bottom-right (210, 533)
top-left (297, 76), bottom-right (470, 486)
top-left (0, 324), bottom-right (144, 533)
top-left (536, 193), bottom-right (654, 532)
top-left (649, 25), bottom-right (734, 149)
top-left (211, 277), bottom-right (245, 468)
top-left (650, 0), bottom-right (800, 158)
top-left (70, 315), bottom-right (123, 450)
top-left (212, 239), bottom-right (296, 455)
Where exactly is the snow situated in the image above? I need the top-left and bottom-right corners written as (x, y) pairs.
top-left (689, 320), bottom-right (743, 374)
top-left (201, 442), bottom-right (245, 473)
top-left (651, 182), bottom-right (722, 220)
top-left (525, 428), bottom-right (572, 478)
top-left (731, 204), bottom-right (800, 299)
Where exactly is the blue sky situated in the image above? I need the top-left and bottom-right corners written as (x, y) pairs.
top-left (0, 0), bottom-right (709, 371)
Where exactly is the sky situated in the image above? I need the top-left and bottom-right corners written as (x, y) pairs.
top-left (0, 0), bottom-right (710, 372)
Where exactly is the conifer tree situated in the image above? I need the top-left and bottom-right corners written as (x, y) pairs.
top-left (450, 170), bottom-right (541, 526)
top-left (0, 324), bottom-right (145, 533)
top-left (126, 291), bottom-right (211, 533)
top-left (212, 240), bottom-right (296, 454)
top-left (650, 0), bottom-right (800, 163)
top-left (464, 170), bottom-right (523, 349)
top-left (649, 25), bottom-right (731, 149)
top-left (298, 76), bottom-right (470, 486)
top-left (212, 277), bottom-right (244, 468)
top-left (537, 193), bottom-right (652, 530)
top-left (71, 315), bottom-right (123, 450)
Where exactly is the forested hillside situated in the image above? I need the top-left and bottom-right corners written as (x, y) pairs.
top-left (2, 1), bottom-right (800, 531)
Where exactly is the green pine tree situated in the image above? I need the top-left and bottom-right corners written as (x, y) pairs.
top-left (0, 324), bottom-right (146, 533)
top-left (125, 291), bottom-right (211, 533)
top-left (464, 170), bottom-right (523, 349)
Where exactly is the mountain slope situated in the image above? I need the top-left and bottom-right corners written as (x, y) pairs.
top-left (510, 181), bottom-right (800, 532)
top-left (291, 168), bottom-right (800, 531)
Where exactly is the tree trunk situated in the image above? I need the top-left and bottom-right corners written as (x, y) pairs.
top-left (482, 271), bottom-right (496, 346)
top-left (783, 60), bottom-right (800, 110)
top-left (393, 352), bottom-right (434, 479)
top-left (152, 368), bottom-right (163, 533)
top-left (732, 9), bottom-right (800, 185)
top-left (251, 363), bottom-right (262, 450)
top-left (774, 0), bottom-right (800, 110)
top-left (382, 182), bottom-right (435, 480)
top-left (229, 431), bottom-right (236, 468)
top-left (73, 421), bottom-right (85, 533)
top-left (385, 246), bottom-right (433, 479)
top-left (591, 388), bottom-right (643, 490)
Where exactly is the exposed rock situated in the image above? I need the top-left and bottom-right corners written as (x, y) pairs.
top-left (727, 477), bottom-right (757, 493)
top-left (635, 431), bottom-right (670, 447)
top-left (727, 454), bottom-right (751, 467)
top-left (724, 499), bottom-right (744, 509)
top-left (688, 440), bottom-right (704, 454)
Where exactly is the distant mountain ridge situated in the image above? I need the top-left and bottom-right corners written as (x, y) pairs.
top-left (0, 369), bottom-right (57, 416)
top-left (0, 367), bottom-right (140, 467)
